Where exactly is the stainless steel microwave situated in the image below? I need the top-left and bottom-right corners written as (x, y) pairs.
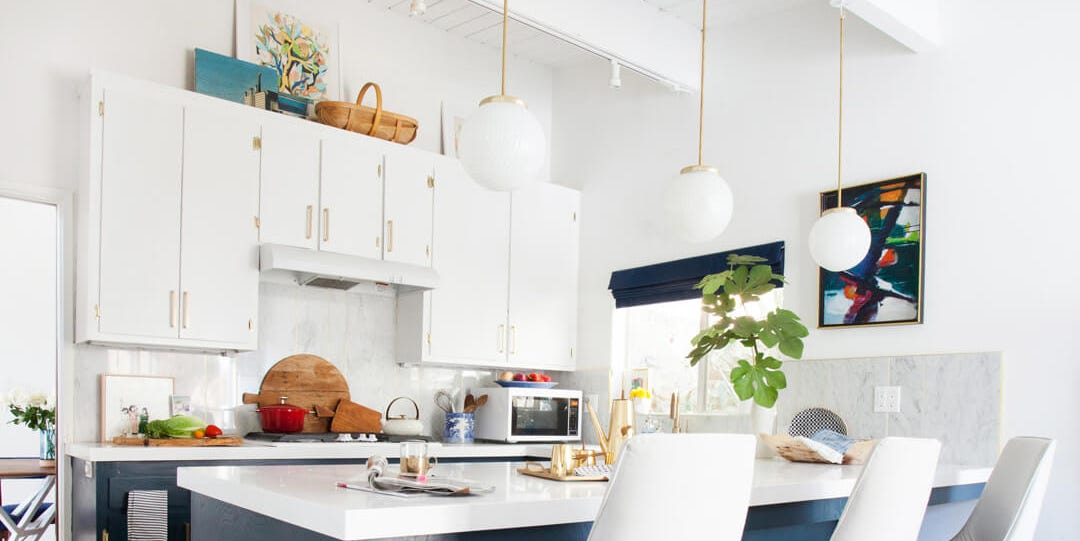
top-left (473, 387), bottom-right (582, 443)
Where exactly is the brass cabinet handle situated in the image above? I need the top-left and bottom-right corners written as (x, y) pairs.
top-left (498, 324), bottom-right (505, 353)
top-left (375, 236), bottom-right (381, 248)
top-left (103, 529), bottom-right (110, 541)
top-left (182, 291), bottom-right (191, 329)
top-left (306, 205), bottom-right (313, 239)
top-left (323, 208), bottom-right (330, 242)
top-left (169, 291), bottom-right (177, 328)
top-left (510, 325), bottom-right (517, 354)
top-left (387, 220), bottom-right (394, 253)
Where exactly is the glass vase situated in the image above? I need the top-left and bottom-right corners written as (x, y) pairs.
top-left (39, 428), bottom-right (57, 464)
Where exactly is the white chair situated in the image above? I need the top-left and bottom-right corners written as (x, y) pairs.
top-left (0, 474), bottom-right (56, 541)
top-left (950, 437), bottom-right (1056, 541)
top-left (587, 433), bottom-right (756, 541)
top-left (831, 437), bottom-right (942, 541)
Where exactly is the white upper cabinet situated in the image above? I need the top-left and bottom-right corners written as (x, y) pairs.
top-left (318, 136), bottom-right (383, 259)
top-left (177, 106), bottom-right (261, 346)
top-left (427, 159), bottom-right (511, 366)
top-left (383, 149), bottom-right (434, 268)
top-left (507, 183), bottom-right (580, 370)
top-left (96, 84), bottom-right (184, 340)
top-left (258, 122), bottom-right (320, 249)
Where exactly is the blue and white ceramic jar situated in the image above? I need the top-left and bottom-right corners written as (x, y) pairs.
top-left (444, 413), bottom-right (475, 443)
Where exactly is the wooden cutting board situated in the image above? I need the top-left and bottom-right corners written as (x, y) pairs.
top-left (112, 436), bottom-right (244, 447)
top-left (241, 354), bottom-right (351, 433)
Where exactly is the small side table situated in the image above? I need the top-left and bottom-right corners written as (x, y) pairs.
top-left (0, 460), bottom-right (57, 541)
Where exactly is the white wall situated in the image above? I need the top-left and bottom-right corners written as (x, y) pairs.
top-left (554, 0), bottom-right (1079, 537)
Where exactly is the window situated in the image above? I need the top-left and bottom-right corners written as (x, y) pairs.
top-left (607, 241), bottom-right (786, 416)
top-left (612, 290), bottom-right (783, 415)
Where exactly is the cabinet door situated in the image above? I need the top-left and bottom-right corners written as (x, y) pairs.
top-left (97, 85), bottom-right (184, 338)
top-left (177, 106), bottom-right (261, 345)
top-left (428, 160), bottom-right (511, 366)
top-left (383, 150), bottom-right (433, 267)
top-left (319, 137), bottom-right (383, 258)
top-left (507, 184), bottom-right (580, 370)
top-left (259, 122), bottom-right (320, 249)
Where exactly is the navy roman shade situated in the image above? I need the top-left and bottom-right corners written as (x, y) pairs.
top-left (608, 241), bottom-right (786, 308)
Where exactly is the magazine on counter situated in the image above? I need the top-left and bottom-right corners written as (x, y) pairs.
top-left (336, 455), bottom-right (495, 498)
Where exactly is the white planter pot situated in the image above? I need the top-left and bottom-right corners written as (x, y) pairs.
top-left (750, 404), bottom-right (778, 458)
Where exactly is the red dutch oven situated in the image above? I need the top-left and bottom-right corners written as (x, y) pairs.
top-left (257, 396), bottom-right (308, 433)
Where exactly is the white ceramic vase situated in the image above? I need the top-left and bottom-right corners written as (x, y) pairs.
top-left (750, 403), bottom-right (778, 458)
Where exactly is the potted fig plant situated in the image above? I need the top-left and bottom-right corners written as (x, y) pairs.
top-left (686, 254), bottom-right (808, 443)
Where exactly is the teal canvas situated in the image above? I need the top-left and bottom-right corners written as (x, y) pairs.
top-left (194, 48), bottom-right (278, 104)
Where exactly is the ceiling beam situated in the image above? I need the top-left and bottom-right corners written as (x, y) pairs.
top-left (845, 0), bottom-right (941, 52)
top-left (469, 0), bottom-right (701, 90)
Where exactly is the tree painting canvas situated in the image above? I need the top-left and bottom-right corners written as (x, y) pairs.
top-left (817, 173), bottom-right (925, 328)
top-left (236, 1), bottom-right (340, 101)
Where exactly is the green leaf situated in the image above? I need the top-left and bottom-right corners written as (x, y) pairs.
top-left (732, 316), bottom-right (760, 338)
top-left (764, 369), bottom-right (787, 390)
top-left (759, 356), bottom-right (783, 369)
top-left (730, 365), bottom-right (749, 381)
top-left (753, 384), bottom-right (779, 408)
top-left (747, 265), bottom-right (772, 288)
top-left (732, 376), bottom-right (755, 400)
top-left (727, 254), bottom-right (767, 267)
top-left (778, 336), bottom-right (805, 359)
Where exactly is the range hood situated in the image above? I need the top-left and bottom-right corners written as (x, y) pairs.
top-left (259, 244), bottom-right (439, 292)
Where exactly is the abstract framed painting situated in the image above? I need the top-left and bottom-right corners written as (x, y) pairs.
top-left (817, 173), bottom-right (925, 328)
top-left (235, 0), bottom-right (341, 101)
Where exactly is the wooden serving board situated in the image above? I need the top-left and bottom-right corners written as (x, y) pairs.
top-left (112, 436), bottom-right (244, 447)
top-left (517, 467), bottom-right (608, 482)
top-left (242, 354), bottom-right (351, 433)
top-left (759, 433), bottom-right (877, 465)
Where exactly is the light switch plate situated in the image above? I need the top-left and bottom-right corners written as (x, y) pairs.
top-left (874, 386), bottom-right (901, 413)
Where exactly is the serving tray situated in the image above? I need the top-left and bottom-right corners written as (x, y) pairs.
top-left (517, 464), bottom-right (608, 482)
top-left (112, 435), bottom-right (244, 447)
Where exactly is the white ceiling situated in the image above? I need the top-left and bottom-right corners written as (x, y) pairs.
top-left (641, 0), bottom-right (816, 28)
top-left (365, 0), bottom-right (597, 67)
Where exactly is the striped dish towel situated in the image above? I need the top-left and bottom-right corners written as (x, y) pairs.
top-left (127, 490), bottom-right (168, 541)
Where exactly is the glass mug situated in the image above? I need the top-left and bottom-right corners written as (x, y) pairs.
top-left (400, 440), bottom-right (438, 477)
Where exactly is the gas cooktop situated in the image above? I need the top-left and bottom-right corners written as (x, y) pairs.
top-left (245, 432), bottom-right (434, 443)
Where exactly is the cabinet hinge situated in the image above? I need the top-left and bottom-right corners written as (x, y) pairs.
top-left (94, 304), bottom-right (101, 320)
top-left (254, 216), bottom-right (261, 229)
top-left (98, 100), bottom-right (104, 117)
top-left (572, 211), bottom-right (577, 222)
top-left (248, 319), bottom-right (254, 330)
top-left (427, 175), bottom-right (435, 189)
top-left (252, 136), bottom-right (262, 150)
top-left (377, 164), bottom-right (383, 177)
top-left (570, 347), bottom-right (574, 358)
top-left (425, 245), bottom-right (430, 257)
top-left (426, 332), bottom-right (431, 345)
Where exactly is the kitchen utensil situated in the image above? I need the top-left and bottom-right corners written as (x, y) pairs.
top-left (256, 397), bottom-right (309, 433)
top-left (241, 354), bottom-right (350, 433)
top-left (495, 380), bottom-right (558, 389)
top-left (329, 399), bottom-right (382, 434)
top-left (110, 435), bottom-right (244, 447)
top-left (464, 394), bottom-right (476, 412)
top-left (435, 391), bottom-right (456, 414)
top-left (443, 412), bottom-right (474, 443)
top-left (314, 82), bottom-right (419, 144)
top-left (549, 444), bottom-right (577, 477)
top-left (382, 397), bottom-right (424, 437)
top-left (586, 395), bottom-right (636, 464)
top-left (399, 440), bottom-right (437, 477)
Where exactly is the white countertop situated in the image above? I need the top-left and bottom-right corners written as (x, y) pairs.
top-left (177, 459), bottom-right (992, 540)
top-left (67, 440), bottom-right (559, 462)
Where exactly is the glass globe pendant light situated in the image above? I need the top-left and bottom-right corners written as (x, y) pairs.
top-left (664, 0), bottom-right (733, 243)
top-left (458, 0), bottom-right (545, 192)
top-left (808, 1), bottom-right (871, 271)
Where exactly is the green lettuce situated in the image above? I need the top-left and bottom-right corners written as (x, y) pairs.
top-left (144, 415), bottom-right (205, 439)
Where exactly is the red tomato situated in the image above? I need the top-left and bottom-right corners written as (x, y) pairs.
top-left (205, 425), bottom-right (223, 438)
top-left (527, 373), bottom-right (540, 382)
top-left (539, 374), bottom-right (552, 383)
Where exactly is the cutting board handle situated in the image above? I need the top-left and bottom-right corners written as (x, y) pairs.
top-left (242, 393), bottom-right (260, 405)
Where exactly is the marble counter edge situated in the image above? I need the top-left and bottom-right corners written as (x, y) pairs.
top-left (66, 441), bottom-right (560, 462)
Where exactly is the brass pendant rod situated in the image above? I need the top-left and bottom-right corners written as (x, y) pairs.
top-left (501, 0), bottom-right (509, 96)
top-left (697, 0), bottom-right (708, 166)
top-left (836, 4), bottom-right (845, 206)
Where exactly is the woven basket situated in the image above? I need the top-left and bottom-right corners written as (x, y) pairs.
top-left (314, 82), bottom-right (418, 145)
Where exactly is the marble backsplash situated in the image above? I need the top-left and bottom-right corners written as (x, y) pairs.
top-left (643, 352), bottom-right (1001, 466)
top-left (71, 282), bottom-right (533, 443)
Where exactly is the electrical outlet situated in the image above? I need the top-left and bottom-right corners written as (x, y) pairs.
top-left (874, 386), bottom-right (901, 413)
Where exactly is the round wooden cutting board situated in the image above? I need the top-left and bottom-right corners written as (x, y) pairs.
top-left (242, 354), bottom-right (350, 433)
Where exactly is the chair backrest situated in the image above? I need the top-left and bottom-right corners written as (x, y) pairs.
top-left (831, 437), bottom-right (941, 541)
top-left (587, 433), bottom-right (756, 541)
top-left (951, 437), bottom-right (1056, 541)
